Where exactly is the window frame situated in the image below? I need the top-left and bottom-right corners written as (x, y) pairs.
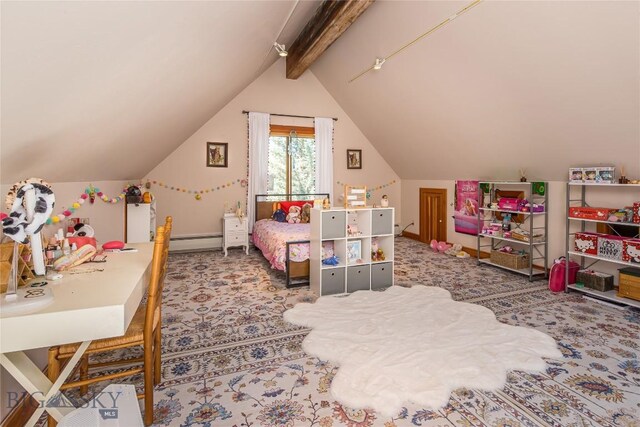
top-left (268, 125), bottom-right (315, 197)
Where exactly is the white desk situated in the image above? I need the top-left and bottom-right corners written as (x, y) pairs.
top-left (0, 243), bottom-right (154, 426)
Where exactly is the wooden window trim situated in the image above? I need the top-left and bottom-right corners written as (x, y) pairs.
top-left (270, 125), bottom-right (315, 138)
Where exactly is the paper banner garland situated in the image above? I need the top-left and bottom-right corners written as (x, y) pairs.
top-left (42, 178), bottom-right (245, 225)
top-left (146, 178), bottom-right (244, 200)
top-left (45, 186), bottom-right (127, 225)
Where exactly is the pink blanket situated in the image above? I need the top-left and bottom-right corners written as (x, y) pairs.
top-left (252, 220), bottom-right (311, 271)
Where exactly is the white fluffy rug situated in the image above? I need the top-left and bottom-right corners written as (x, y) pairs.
top-left (283, 285), bottom-right (562, 417)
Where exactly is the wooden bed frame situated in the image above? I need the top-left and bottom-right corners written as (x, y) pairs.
top-left (253, 193), bottom-right (329, 288)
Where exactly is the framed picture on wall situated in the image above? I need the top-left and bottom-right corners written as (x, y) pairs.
top-left (207, 142), bottom-right (228, 168)
top-left (347, 149), bottom-right (362, 169)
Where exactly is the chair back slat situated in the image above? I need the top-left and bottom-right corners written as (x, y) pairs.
top-left (144, 217), bottom-right (172, 338)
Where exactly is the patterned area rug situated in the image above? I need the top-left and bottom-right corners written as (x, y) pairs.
top-left (57, 238), bottom-right (640, 427)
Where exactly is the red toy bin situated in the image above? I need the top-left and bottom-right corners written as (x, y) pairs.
top-left (549, 257), bottom-right (581, 292)
top-left (568, 207), bottom-right (614, 220)
top-left (574, 232), bottom-right (599, 255)
top-left (623, 239), bottom-right (640, 263)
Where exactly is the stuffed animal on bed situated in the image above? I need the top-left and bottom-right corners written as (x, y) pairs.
top-left (300, 203), bottom-right (312, 223)
top-left (272, 203), bottom-right (286, 222)
top-left (287, 205), bottom-right (302, 223)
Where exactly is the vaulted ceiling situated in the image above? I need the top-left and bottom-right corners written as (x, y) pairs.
top-left (311, 1), bottom-right (640, 181)
top-left (2, 1), bottom-right (638, 185)
top-left (0, 0), bottom-right (320, 184)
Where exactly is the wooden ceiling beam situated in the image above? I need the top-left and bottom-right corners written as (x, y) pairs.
top-left (286, 0), bottom-right (374, 80)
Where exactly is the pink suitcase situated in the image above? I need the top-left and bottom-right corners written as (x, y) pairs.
top-left (549, 257), bottom-right (580, 293)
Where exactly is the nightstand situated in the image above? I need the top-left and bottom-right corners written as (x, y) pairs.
top-left (222, 214), bottom-right (248, 256)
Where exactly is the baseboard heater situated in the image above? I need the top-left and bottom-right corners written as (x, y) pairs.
top-left (169, 233), bottom-right (223, 252)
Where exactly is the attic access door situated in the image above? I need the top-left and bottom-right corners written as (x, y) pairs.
top-left (420, 188), bottom-right (447, 243)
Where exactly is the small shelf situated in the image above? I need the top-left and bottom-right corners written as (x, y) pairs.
top-left (568, 217), bottom-right (639, 227)
top-left (567, 251), bottom-right (638, 268)
top-left (567, 284), bottom-right (640, 309)
top-left (477, 181), bottom-right (549, 281)
top-left (479, 181), bottom-right (535, 185)
top-left (478, 258), bottom-right (546, 276)
top-left (311, 207), bottom-right (394, 296)
top-left (479, 234), bottom-right (546, 246)
top-left (568, 182), bottom-right (640, 187)
top-left (321, 264), bottom-right (345, 270)
top-left (479, 207), bottom-right (545, 216)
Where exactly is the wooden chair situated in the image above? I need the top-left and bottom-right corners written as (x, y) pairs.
top-left (48, 216), bottom-right (172, 426)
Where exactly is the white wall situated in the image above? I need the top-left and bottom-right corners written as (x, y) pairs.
top-left (402, 179), bottom-right (639, 277)
top-left (145, 59), bottom-right (401, 237)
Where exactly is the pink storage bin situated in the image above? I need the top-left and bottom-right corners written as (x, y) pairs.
top-left (498, 198), bottom-right (522, 211)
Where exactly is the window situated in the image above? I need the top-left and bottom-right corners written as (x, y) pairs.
top-left (267, 125), bottom-right (316, 195)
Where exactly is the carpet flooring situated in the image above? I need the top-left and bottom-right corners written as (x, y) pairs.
top-left (59, 237), bottom-right (640, 427)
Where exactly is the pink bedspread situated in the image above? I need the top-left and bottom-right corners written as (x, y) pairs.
top-left (252, 220), bottom-right (311, 271)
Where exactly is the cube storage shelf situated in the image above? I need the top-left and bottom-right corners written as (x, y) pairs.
top-left (311, 207), bottom-right (394, 296)
top-left (476, 181), bottom-right (549, 281)
top-left (565, 182), bottom-right (640, 307)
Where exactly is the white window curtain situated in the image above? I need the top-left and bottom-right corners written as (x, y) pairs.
top-left (314, 117), bottom-right (334, 204)
top-left (248, 112), bottom-right (270, 232)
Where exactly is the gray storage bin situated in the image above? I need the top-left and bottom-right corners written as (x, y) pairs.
top-left (372, 209), bottom-right (393, 235)
top-left (321, 268), bottom-right (345, 296)
top-left (371, 262), bottom-right (393, 290)
top-left (347, 265), bottom-right (371, 293)
top-left (322, 211), bottom-right (346, 239)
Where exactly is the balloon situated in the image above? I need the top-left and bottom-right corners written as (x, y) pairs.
top-left (430, 240), bottom-right (438, 251)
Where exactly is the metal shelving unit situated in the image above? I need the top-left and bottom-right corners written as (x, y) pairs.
top-left (565, 182), bottom-right (640, 306)
top-left (476, 181), bottom-right (549, 282)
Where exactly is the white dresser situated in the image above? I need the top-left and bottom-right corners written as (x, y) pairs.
top-left (222, 213), bottom-right (249, 256)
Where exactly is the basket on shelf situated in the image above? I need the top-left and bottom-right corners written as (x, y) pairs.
top-left (576, 269), bottom-right (614, 292)
top-left (490, 250), bottom-right (530, 270)
top-left (0, 242), bottom-right (35, 293)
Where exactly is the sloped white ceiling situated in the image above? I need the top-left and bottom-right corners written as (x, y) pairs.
top-left (0, 0), bottom-right (319, 185)
top-left (311, 1), bottom-right (640, 181)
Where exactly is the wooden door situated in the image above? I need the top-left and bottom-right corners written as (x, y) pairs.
top-left (420, 188), bottom-right (447, 243)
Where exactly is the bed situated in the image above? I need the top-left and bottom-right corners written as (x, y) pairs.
top-left (252, 193), bottom-right (329, 287)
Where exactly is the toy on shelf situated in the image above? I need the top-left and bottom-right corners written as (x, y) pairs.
top-left (347, 224), bottom-right (362, 237)
top-left (371, 248), bottom-right (386, 262)
top-left (322, 255), bottom-right (340, 266)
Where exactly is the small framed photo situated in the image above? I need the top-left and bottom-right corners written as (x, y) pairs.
top-left (347, 149), bottom-right (362, 169)
top-left (347, 240), bottom-right (362, 264)
top-left (207, 142), bottom-right (228, 168)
